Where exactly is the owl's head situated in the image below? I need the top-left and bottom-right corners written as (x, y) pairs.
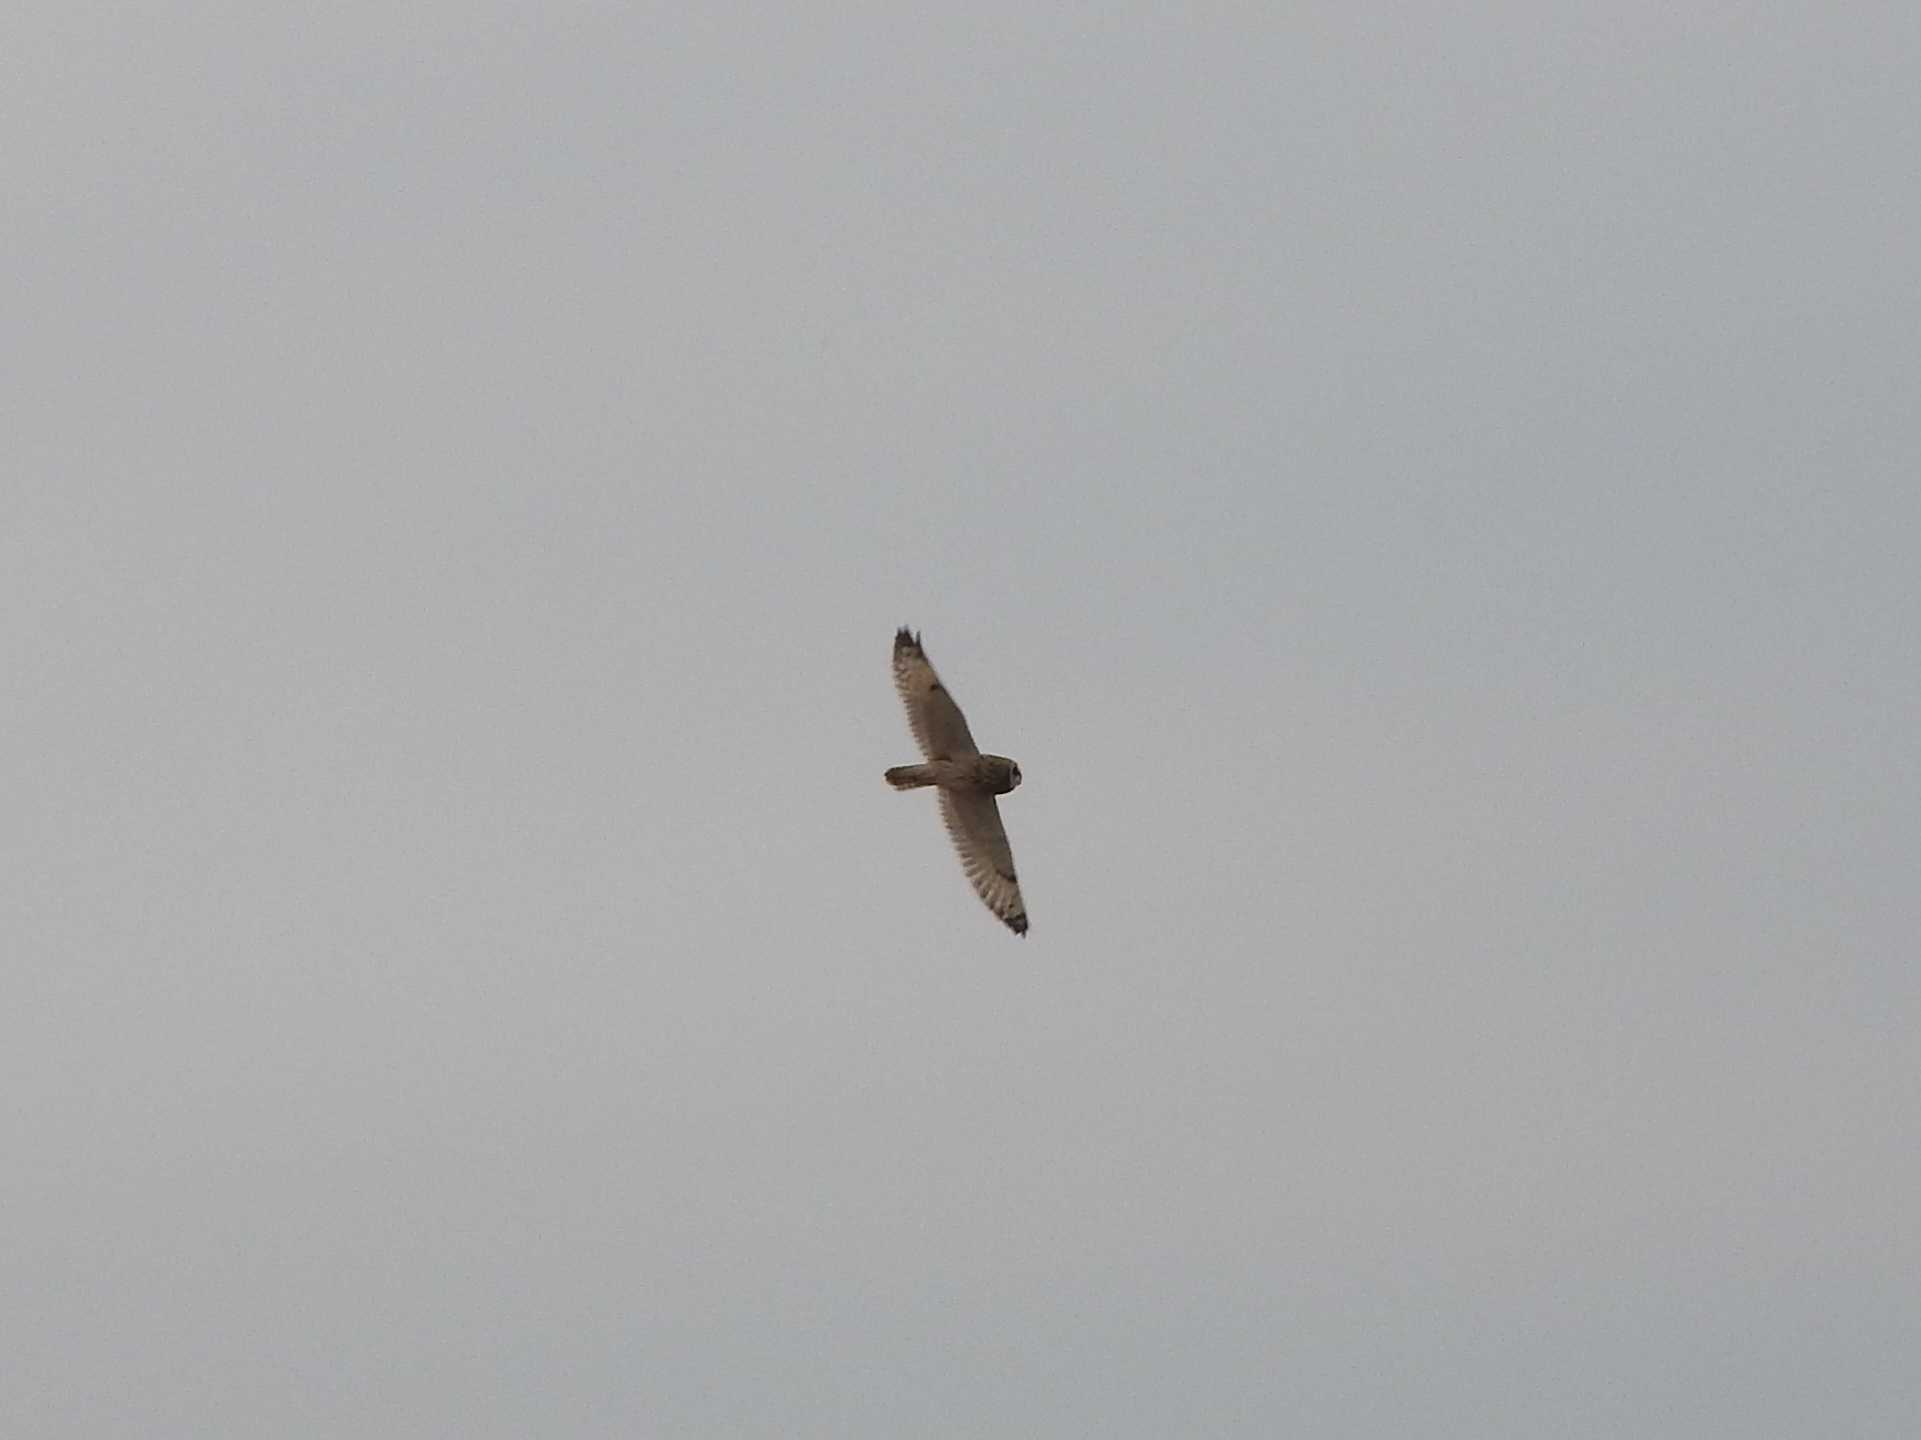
top-left (982, 755), bottom-right (1023, 794)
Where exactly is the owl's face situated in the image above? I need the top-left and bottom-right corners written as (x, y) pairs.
top-left (979, 755), bottom-right (1022, 794)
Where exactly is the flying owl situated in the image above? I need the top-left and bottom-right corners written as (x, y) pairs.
top-left (884, 628), bottom-right (1028, 936)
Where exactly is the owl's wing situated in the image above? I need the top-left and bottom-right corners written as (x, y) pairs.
top-left (938, 788), bottom-right (1028, 936)
top-left (892, 628), bottom-right (979, 759)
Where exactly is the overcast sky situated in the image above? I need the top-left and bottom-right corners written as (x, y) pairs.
top-left (6, 3), bottom-right (1918, 1436)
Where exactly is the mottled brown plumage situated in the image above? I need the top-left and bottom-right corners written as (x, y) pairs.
top-left (885, 628), bottom-right (1028, 936)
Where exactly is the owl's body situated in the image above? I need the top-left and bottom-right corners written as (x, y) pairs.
top-left (884, 755), bottom-right (1021, 795)
top-left (885, 629), bottom-right (1028, 936)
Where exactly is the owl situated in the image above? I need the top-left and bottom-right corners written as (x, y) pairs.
top-left (884, 628), bottom-right (1028, 936)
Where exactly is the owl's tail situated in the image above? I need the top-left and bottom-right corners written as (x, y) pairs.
top-left (884, 764), bottom-right (939, 789)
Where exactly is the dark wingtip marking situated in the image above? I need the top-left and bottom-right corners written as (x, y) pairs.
top-left (894, 626), bottom-right (921, 652)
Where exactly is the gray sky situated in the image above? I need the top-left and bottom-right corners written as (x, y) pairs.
top-left (6, 3), bottom-right (1918, 1435)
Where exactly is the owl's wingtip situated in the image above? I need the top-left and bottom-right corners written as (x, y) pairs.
top-left (894, 626), bottom-right (922, 652)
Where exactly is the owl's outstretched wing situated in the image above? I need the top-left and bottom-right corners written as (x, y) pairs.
top-left (938, 788), bottom-right (1028, 936)
top-left (892, 628), bottom-right (979, 760)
